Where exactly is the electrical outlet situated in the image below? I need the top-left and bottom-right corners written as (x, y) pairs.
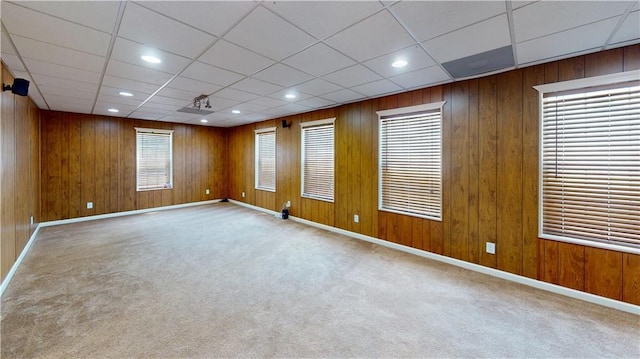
top-left (286, 201), bottom-right (291, 208)
top-left (486, 242), bottom-right (496, 254)
top-left (354, 214), bottom-right (359, 223)
top-left (205, 189), bottom-right (210, 195)
top-left (30, 216), bottom-right (34, 225)
top-left (87, 202), bottom-right (93, 209)
top-left (242, 192), bottom-right (245, 198)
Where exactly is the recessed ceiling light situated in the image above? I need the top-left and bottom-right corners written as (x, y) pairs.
top-left (141, 55), bottom-right (161, 64)
top-left (285, 93), bottom-right (296, 99)
top-left (107, 108), bottom-right (119, 113)
top-left (232, 110), bottom-right (241, 114)
top-left (119, 91), bottom-right (133, 97)
top-left (392, 59), bottom-right (408, 68)
top-left (200, 119), bottom-right (208, 123)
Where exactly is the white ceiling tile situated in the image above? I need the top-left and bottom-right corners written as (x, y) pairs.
top-left (2, 2), bottom-right (111, 56)
top-left (224, 6), bottom-right (316, 61)
top-left (423, 15), bottom-right (511, 63)
top-left (517, 17), bottom-right (619, 64)
top-left (320, 89), bottom-right (367, 103)
top-left (168, 76), bottom-right (222, 95)
top-left (205, 96), bottom-right (241, 112)
top-left (96, 93), bottom-right (143, 107)
top-left (198, 40), bottom-right (275, 76)
top-left (267, 89), bottom-right (313, 103)
top-left (139, 101), bottom-right (178, 112)
top-left (264, 1), bottom-right (383, 39)
top-left (391, 1), bottom-right (506, 42)
top-left (513, 1), bottom-right (631, 43)
top-left (161, 112), bottom-right (201, 122)
top-left (231, 78), bottom-right (283, 96)
top-left (325, 10), bottom-right (416, 62)
top-left (94, 102), bottom-right (138, 115)
top-left (137, 1), bottom-right (256, 37)
top-left (129, 110), bottom-right (166, 121)
top-left (102, 75), bottom-right (162, 94)
top-left (252, 64), bottom-right (314, 88)
top-left (26, 87), bottom-right (48, 109)
top-left (273, 103), bottom-right (312, 115)
top-left (247, 97), bottom-right (288, 108)
top-left (230, 102), bottom-right (269, 114)
top-left (283, 43), bottom-right (356, 77)
top-left (146, 95), bottom-right (190, 108)
top-left (1, 30), bottom-right (17, 55)
top-left (118, 2), bottom-right (216, 58)
top-left (46, 102), bottom-right (93, 114)
top-left (295, 79), bottom-right (342, 96)
top-left (511, 1), bottom-right (538, 10)
top-left (181, 61), bottom-right (244, 87)
top-left (12, 35), bottom-right (105, 72)
top-left (363, 45), bottom-right (436, 78)
top-left (214, 88), bottom-right (260, 102)
top-left (99, 86), bottom-right (151, 101)
top-left (131, 106), bottom-right (171, 115)
top-left (42, 93), bottom-right (91, 107)
top-left (350, 79), bottom-right (402, 97)
top-left (157, 87), bottom-right (199, 101)
top-left (610, 10), bottom-right (640, 45)
top-left (323, 64), bottom-right (382, 87)
top-left (1, 54), bottom-right (26, 72)
top-left (34, 75), bottom-right (98, 97)
top-left (297, 97), bottom-right (336, 109)
top-left (16, 0), bottom-right (120, 33)
top-left (110, 38), bottom-right (191, 74)
top-left (234, 113), bottom-right (270, 123)
top-left (106, 60), bottom-right (173, 86)
top-left (23, 58), bottom-right (102, 84)
top-left (389, 66), bottom-right (452, 89)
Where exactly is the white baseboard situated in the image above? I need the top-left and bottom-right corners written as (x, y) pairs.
top-left (229, 199), bottom-right (640, 315)
top-left (39, 199), bottom-right (223, 227)
top-left (0, 224), bottom-right (41, 298)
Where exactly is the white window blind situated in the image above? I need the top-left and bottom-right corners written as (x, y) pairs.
top-left (301, 118), bottom-right (335, 202)
top-left (255, 128), bottom-right (276, 191)
top-left (538, 75), bottom-right (640, 252)
top-left (136, 128), bottom-right (173, 191)
top-left (377, 102), bottom-right (445, 220)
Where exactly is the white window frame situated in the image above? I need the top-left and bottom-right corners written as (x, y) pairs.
top-left (300, 118), bottom-right (336, 202)
top-left (377, 101), bottom-right (446, 221)
top-left (255, 127), bottom-right (277, 192)
top-left (534, 69), bottom-right (640, 255)
top-left (135, 127), bottom-right (174, 192)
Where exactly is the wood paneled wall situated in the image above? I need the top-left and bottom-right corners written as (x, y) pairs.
top-left (40, 112), bottom-right (227, 221)
top-left (227, 45), bottom-right (640, 305)
top-left (1, 62), bottom-right (41, 282)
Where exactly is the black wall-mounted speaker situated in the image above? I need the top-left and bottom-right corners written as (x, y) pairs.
top-left (2, 78), bottom-right (30, 96)
top-left (282, 119), bottom-right (291, 128)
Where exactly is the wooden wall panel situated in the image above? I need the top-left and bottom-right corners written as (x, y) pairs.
top-left (217, 44), bottom-right (640, 305)
top-left (585, 247), bottom-right (623, 301)
top-left (40, 112), bottom-right (227, 220)
top-left (521, 65), bottom-right (544, 278)
top-left (1, 62), bottom-right (41, 284)
top-left (496, 71), bottom-right (523, 275)
top-left (477, 76), bottom-right (498, 268)
top-left (622, 254), bottom-right (640, 305)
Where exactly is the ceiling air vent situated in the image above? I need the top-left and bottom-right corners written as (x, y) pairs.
top-left (442, 45), bottom-right (514, 79)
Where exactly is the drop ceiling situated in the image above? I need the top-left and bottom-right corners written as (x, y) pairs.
top-left (1, 0), bottom-right (638, 127)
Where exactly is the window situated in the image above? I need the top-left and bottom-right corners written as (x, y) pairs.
top-left (255, 127), bottom-right (276, 191)
top-left (535, 70), bottom-right (640, 252)
top-left (301, 118), bottom-right (335, 202)
top-left (377, 102), bottom-right (445, 220)
top-left (136, 127), bottom-right (173, 191)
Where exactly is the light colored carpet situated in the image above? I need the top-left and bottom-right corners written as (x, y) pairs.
top-left (1, 202), bottom-right (638, 358)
